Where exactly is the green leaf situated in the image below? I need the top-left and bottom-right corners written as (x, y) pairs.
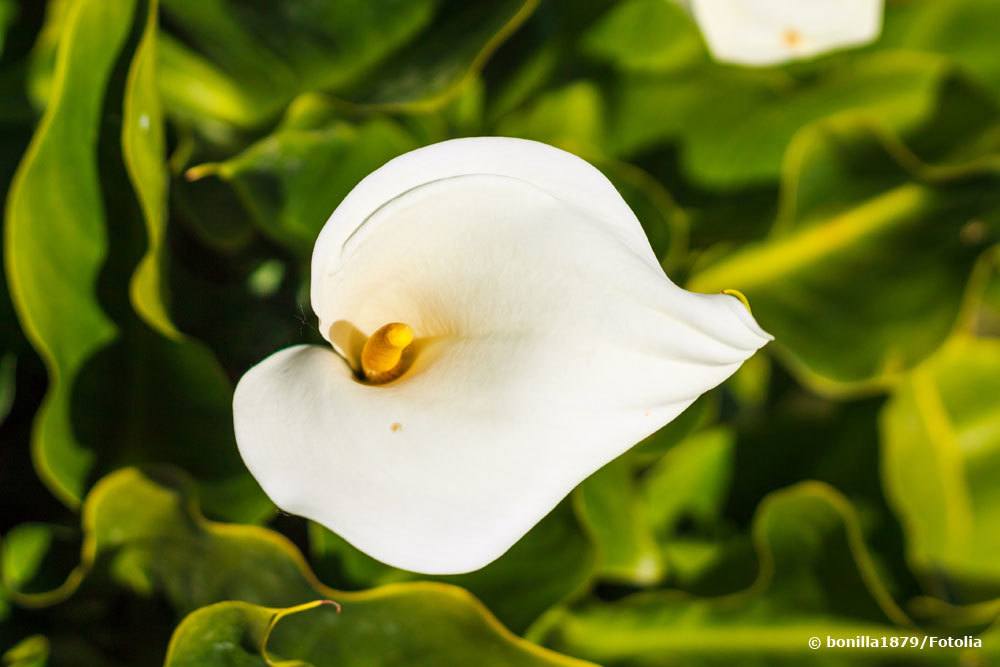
top-left (727, 352), bottom-right (772, 410)
top-left (720, 391), bottom-right (920, 605)
top-left (71, 327), bottom-right (271, 522)
top-left (2, 635), bottom-right (48, 667)
top-left (167, 591), bottom-right (593, 667)
top-left (574, 458), bottom-right (664, 585)
top-left (881, 336), bottom-right (1000, 602)
top-left (5, 0), bottom-right (268, 519)
top-left (310, 501), bottom-right (596, 635)
top-left (155, 0), bottom-right (432, 127)
top-left (187, 108), bottom-right (418, 254)
top-left (642, 427), bottom-right (735, 540)
top-left (4, 0), bottom-right (135, 506)
top-left (641, 428), bottom-right (747, 592)
top-left (579, 0), bottom-right (705, 72)
top-left (122, 0), bottom-right (179, 339)
top-left (164, 600), bottom-right (335, 667)
top-left (610, 53), bottom-right (972, 188)
top-left (688, 117), bottom-right (999, 395)
top-left (1, 523), bottom-right (79, 600)
top-left (568, 396), bottom-right (720, 587)
top-left (882, 0), bottom-right (1000, 103)
top-left (157, 0), bottom-right (538, 127)
top-left (543, 483), bottom-right (930, 666)
top-left (24, 0), bottom-right (71, 110)
top-left (344, 0), bottom-right (539, 111)
top-left (0, 0), bottom-right (16, 59)
top-left (496, 81), bottom-right (605, 154)
top-left (4, 467), bottom-right (590, 666)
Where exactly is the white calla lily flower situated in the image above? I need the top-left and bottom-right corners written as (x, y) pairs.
top-left (690, 0), bottom-right (883, 66)
top-left (233, 138), bottom-right (771, 574)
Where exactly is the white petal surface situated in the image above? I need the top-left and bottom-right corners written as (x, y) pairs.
top-left (311, 137), bottom-right (664, 348)
top-left (691, 0), bottom-right (883, 66)
top-left (236, 157), bottom-right (770, 574)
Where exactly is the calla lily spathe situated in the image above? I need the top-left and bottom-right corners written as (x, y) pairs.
top-left (690, 0), bottom-right (884, 66)
top-left (234, 138), bottom-right (771, 574)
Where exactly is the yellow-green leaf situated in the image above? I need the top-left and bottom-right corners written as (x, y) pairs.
top-left (4, 0), bottom-right (135, 506)
top-left (187, 111), bottom-right (418, 254)
top-left (881, 336), bottom-right (1000, 602)
top-left (543, 483), bottom-right (933, 665)
top-left (611, 53), bottom-right (978, 188)
top-left (689, 118), bottom-right (998, 395)
top-left (574, 458), bottom-right (664, 586)
top-left (2, 635), bottom-right (47, 667)
top-left (122, 0), bottom-right (179, 339)
top-left (2, 467), bottom-right (590, 666)
top-left (157, 0), bottom-right (537, 127)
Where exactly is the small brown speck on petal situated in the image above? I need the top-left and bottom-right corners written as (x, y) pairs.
top-left (390, 422), bottom-right (402, 432)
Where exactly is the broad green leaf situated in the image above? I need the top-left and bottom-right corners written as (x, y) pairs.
top-left (155, 34), bottom-right (263, 131)
top-left (727, 396), bottom-right (890, 517)
top-left (881, 337), bottom-right (1000, 602)
top-left (4, 467), bottom-right (590, 666)
top-left (574, 427), bottom-right (741, 592)
top-left (166, 592), bottom-right (593, 667)
top-left (6, 0), bottom-right (268, 518)
top-left (574, 458), bottom-right (664, 585)
top-left (610, 53), bottom-right (972, 188)
top-left (689, 118), bottom-right (999, 395)
top-left (1, 523), bottom-right (82, 602)
top-left (344, 0), bottom-right (539, 111)
top-left (496, 81), bottom-right (605, 154)
top-left (156, 0), bottom-right (433, 127)
top-left (641, 428), bottom-right (743, 591)
top-left (908, 595), bottom-right (1000, 633)
top-left (727, 352), bottom-right (772, 410)
top-left (169, 165), bottom-right (256, 252)
top-left (158, 0), bottom-right (538, 127)
top-left (642, 427), bottom-right (734, 539)
top-left (164, 600), bottom-right (335, 667)
top-left (543, 483), bottom-right (934, 666)
top-left (568, 394), bottom-right (719, 587)
top-left (24, 0), bottom-right (71, 110)
top-left (481, 0), bottom-right (580, 126)
top-left (311, 501), bottom-right (596, 635)
top-left (187, 109), bottom-right (418, 254)
top-left (4, 0), bottom-right (134, 506)
top-left (722, 392), bottom-right (916, 602)
top-left (2, 635), bottom-right (47, 667)
top-left (70, 326), bottom-right (271, 522)
top-left (122, 0), bottom-right (179, 339)
top-left (0, 0), bottom-right (15, 58)
top-left (580, 0), bottom-right (705, 72)
top-left (882, 0), bottom-right (1000, 102)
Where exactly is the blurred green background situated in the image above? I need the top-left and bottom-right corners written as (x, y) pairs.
top-left (1, 0), bottom-right (999, 664)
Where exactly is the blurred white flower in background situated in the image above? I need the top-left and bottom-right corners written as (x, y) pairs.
top-left (689, 0), bottom-right (884, 66)
top-left (233, 138), bottom-right (771, 574)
